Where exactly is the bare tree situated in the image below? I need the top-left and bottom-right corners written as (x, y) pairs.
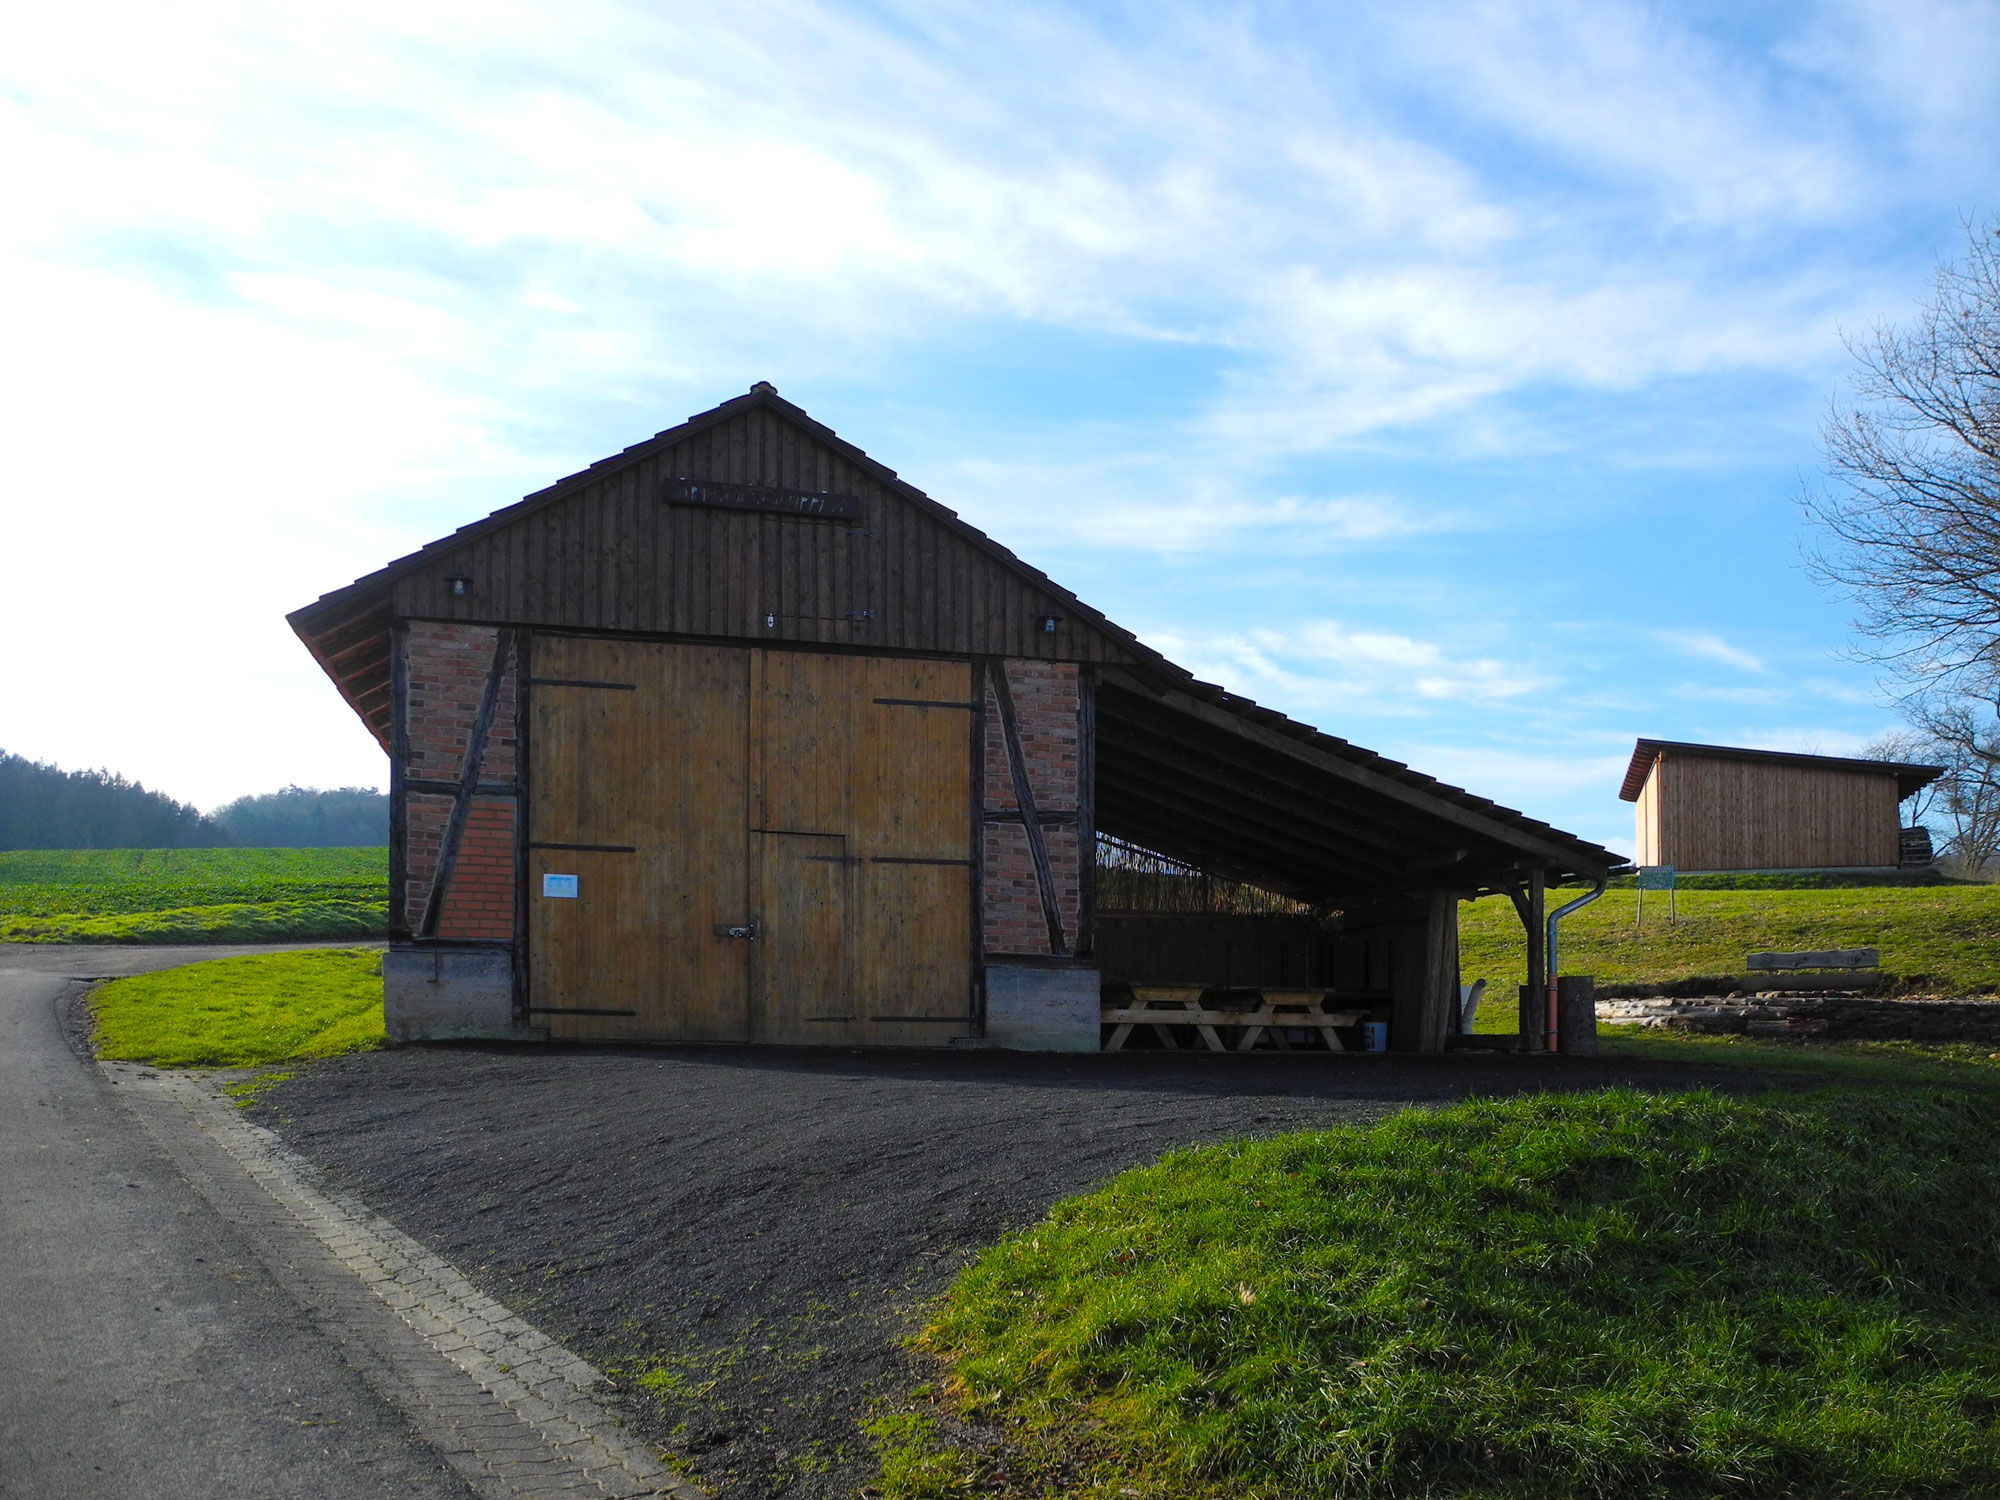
top-left (1808, 221), bottom-right (2000, 877)
top-left (1866, 723), bottom-right (2000, 876)
top-left (1806, 221), bottom-right (2000, 689)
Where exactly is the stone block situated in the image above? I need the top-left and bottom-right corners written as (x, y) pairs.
top-left (383, 947), bottom-right (540, 1043)
top-left (1557, 975), bottom-right (1598, 1055)
top-left (984, 963), bottom-right (1101, 1051)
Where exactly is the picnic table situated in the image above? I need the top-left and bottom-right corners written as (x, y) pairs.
top-left (1100, 985), bottom-right (1374, 1052)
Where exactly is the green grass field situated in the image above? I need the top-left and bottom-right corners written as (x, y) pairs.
top-left (891, 1086), bottom-right (2000, 1500)
top-left (0, 847), bottom-right (388, 943)
top-left (1459, 884), bottom-right (2000, 1003)
top-left (90, 948), bottom-right (386, 1066)
top-left (1595, 1026), bottom-right (2000, 1085)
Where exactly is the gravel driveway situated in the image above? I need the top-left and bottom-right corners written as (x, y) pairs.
top-left (252, 1043), bottom-right (1777, 1498)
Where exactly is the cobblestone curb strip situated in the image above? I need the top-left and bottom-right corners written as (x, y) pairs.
top-left (102, 1060), bottom-right (704, 1500)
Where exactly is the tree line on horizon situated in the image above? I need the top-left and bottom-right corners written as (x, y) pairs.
top-left (0, 750), bottom-right (388, 850)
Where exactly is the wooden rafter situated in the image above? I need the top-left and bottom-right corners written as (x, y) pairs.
top-left (1097, 728), bottom-right (1475, 869)
top-left (1099, 672), bottom-right (1613, 876)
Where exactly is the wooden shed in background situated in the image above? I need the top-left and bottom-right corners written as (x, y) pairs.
top-left (1620, 739), bottom-right (1943, 872)
top-left (291, 384), bottom-right (1625, 1054)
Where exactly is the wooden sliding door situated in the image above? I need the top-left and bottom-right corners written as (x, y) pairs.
top-left (527, 636), bottom-right (753, 1041)
top-left (528, 638), bottom-right (974, 1044)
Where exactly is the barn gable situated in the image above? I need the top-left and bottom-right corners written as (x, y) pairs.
top-left (292, 384), bottom-right (1148, 748)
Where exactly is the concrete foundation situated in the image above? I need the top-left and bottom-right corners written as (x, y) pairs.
top-left (984, 963), bottom-right (1101, 1051)
top-left (383, 947), bottom-right (540, 1044)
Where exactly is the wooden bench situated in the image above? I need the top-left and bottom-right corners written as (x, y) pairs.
top-left (1746, 948), bottom-right (1879, 972)
top-left (1101, 986), bottom-right (1369, 1053)
top-left (1742, 948), bottom-right (1885, 992)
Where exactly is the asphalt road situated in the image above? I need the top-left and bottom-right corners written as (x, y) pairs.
top-left (0, 944), bottom-right (472, 1500)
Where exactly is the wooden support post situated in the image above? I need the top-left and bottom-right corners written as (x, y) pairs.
top-left (1512, 869), bottom-right (1546, 1052)
top-left (387, 621), bottom-right (410, 942)
top-left (1415, 887), bottom-right (1459, 1054)
top-left (1385, 904), bottom-right (1429, 1053)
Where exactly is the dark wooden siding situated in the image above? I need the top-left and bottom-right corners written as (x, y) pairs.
top-left (387, 407), bottom-right (1138, 666)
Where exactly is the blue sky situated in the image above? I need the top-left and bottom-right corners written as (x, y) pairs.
top-left (3, 0), bottom-right (1997, 853)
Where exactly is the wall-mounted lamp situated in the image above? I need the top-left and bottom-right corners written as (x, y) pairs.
top-left (1037, 614), bottom-right (1061, 634)
top-left (446, 574), bottom-right (471, 597)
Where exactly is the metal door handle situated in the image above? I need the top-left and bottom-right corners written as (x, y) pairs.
top-left (714, 921), bottom-right (761, 940)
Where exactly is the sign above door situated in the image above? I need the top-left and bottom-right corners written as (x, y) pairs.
top-left (661, 477), bottom-right (862, 521)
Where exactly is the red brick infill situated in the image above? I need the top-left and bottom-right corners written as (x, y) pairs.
top-left (400, 623), bottom-right (518, 936)
top-left (982, 660), bottom-right (1082, 956)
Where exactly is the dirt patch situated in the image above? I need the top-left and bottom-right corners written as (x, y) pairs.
top-left (252, 1044), bottom-right (1781, 1498)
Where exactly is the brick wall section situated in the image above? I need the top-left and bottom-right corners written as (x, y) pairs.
top-left (981, 661), bottom-right (1079, 814)
top-left (404, 793), bottom-right (453, 932)
top-left (982, 660), bottom-right (1082, 956)
top-left (982, 823), bottom-right (1044, 955)
top-left (1043, 824), bottom-right (1081, 945)
top-left (404, 622), bottom-right (518, 784)
top-left (400, 622), bottom-right (519, 937)
top-left (435, 799), bottom-right (518, 940)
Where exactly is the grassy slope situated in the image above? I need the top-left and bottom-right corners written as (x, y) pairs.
top-left (0, 847), bottom-right (388, 942)
top-left (91, 948), bottom-right (386, 1066)
top-left (1459, 885), bottom-right (2000, 1002)
top-left (1595, 1026), bottom-right (2000, 1085)
top-left (901, 1086), bottom-right (2000, 1500)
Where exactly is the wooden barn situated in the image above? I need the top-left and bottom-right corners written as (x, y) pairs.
top-left (291, 384), bottom-right (1625, 1054)
top-left (1621, 739), bottom-right (1944, 873)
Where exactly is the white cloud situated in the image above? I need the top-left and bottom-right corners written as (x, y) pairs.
top-left (1785, 0), bottom-right (2000, 172)
top-left (1383, 0), bottom-right (1859, 222)
top-left (1146, 619), bottom-right (1550, 724)
top-left (0, 0), bottom-right (1987, 804)
top-left (1657, 631), bottom-right (1767, 673)
top-left (946, 454), bottom-right (1464, 555)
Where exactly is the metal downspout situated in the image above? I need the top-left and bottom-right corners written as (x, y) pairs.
top-left (1544, 875), bottom-right (1608, 1053)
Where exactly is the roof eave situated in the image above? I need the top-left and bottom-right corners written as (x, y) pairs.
top-left (1621, 737), bottom-right (1950, 803)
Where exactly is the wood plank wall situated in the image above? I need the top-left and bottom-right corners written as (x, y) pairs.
top-left (1650, 754), bottom-right (1901, 870)
top-left (387, 407), bottom-right (1135, 666)
top-left (1633, 767), bottom-right (1661, 865)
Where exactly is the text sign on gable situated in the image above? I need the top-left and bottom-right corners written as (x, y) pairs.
top-left (1637, 865), bottom-right (1676, 890)
top-left (662, 478), bottom-right (862, 520)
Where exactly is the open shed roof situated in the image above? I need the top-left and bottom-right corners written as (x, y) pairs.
top-left (293, 385), bottom-right (1627, 896)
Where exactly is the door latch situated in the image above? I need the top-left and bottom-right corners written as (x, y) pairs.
top-left (714, 920), bottom-right (761, 940)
